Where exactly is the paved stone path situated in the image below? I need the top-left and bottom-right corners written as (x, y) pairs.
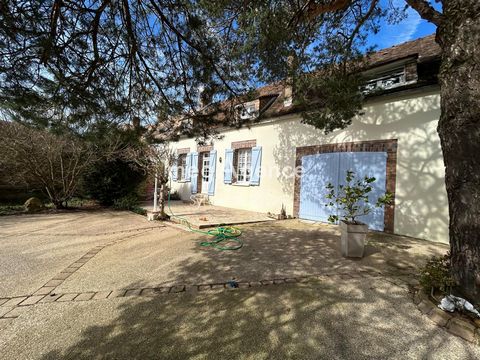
top-left (1, 263), bottom-right (410, 319)
top-left (0, 226), bottom-right (160, 319)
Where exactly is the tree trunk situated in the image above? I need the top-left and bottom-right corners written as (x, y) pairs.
top-left (158, 183), bottom-right (168, 220)
top-left (436, 1), bottom-right (480, 302)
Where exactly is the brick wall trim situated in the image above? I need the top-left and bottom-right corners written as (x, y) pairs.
top-left (231, 139), bottom-right (256, 150)
top-left (197, 145), bottom-right (213, 153)
top-left (177, 147), bottom-right (190, 155)
top-left (293, 139), bottom-right (398, 233)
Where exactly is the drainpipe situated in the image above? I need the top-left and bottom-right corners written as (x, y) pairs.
top-left (153, 171), bottom-right (158, 212)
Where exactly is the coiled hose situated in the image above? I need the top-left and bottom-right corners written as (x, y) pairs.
top-left (167, 188), bottom-right (243, 250)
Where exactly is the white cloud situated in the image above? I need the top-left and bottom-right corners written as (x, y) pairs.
top-left (373, 0), bottom-right (422, 48)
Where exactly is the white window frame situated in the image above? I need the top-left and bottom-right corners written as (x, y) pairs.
top-left (235, 148), bottom-right (252, 184)
top-left (177, 154), bottom-right (187, 181)
top-left (235, 101), bottom-right (258, 120)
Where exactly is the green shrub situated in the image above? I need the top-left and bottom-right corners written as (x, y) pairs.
top-left (112, 194), bottom-right (139, 210)
top-left (0, 204), bottom-right (25, 216)
top-left (131, 207), bottom-right (147, 216)
top-left (325, 170), bottom-right (393, 224)
top-left (83, 159), bottom-right (145, 206)
top-left (420, 253), bottom-right (456, 294)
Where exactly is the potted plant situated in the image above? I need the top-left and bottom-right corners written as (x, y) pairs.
top-left (325, 170), bottom-right (392, 258)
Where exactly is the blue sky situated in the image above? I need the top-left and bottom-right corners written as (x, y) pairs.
top-left (366, 0), bottom-right (439, 49)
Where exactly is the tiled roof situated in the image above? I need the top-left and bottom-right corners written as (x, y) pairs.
top-left (257, 34), bottom-right (440, 118)
top-left (363, 34), bottom-right (440, 68)
top-left (153, 34), bottom-right (440, 139)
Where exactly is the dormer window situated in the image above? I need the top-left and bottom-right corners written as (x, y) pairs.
top-left (235, 101), bottom-right (258, 120)
top-left (362, 66), bottom-right (406, 94)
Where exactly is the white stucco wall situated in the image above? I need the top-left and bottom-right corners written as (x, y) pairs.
top-left (170, 87), bottom-right (449, 243)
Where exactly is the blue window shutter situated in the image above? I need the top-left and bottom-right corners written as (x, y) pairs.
top-left (250, 146), bottom-right (262, 185)
top-left (191, 152), bottom-right (199, 194)
top-left (171, 159), bottom-right (178, 181)
top-left (185, 153), bottom-right (192, 182)
top-left (224, 149), bottom-right (234, 184)
top-left (208, 150), bottom-right (217, 195)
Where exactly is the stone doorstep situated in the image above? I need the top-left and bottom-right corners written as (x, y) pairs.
top-left (0, 298), bottom-right (8, 306)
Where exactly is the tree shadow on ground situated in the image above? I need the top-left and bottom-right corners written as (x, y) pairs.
top-left (33, 220), bottom-right (476, 360)
top-left (39, 277), bottom-right (478, 359)
top-left (159, 220), bottom-right (448, 287)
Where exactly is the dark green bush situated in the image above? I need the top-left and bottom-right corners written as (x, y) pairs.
top-left (112, 194), bottom-right (139, 210)
top-left (83, 159), bottom-right (145, 206)
top-left (131, 207), bottom-right (147, 216)
top-left (420, 253), bottom-right (456, 294)
top-left (112, 195), bottom-right (146, 216)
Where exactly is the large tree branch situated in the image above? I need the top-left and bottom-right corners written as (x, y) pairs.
top-left (405, 0), bottom-right (443, 26)
top-left (305, 0), bottom-right (352, 19)
top-left (290, 0), bottom-right (352, 28)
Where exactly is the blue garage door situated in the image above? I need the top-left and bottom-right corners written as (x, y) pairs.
top-left (298, 152), bottom-right (387, 231)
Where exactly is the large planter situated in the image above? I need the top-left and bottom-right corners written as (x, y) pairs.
top-left (340, 221), bottom-right (368, 258)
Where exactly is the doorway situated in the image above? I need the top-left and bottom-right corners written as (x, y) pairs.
top-left (201, 152), bottom-right (210, 194)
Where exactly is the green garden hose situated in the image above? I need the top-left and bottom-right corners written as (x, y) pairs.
top-left (166, 186), bottom-right (243, 250)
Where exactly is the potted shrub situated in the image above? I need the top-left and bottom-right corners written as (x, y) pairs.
top-left (325, 170), bottom-right (392, 258)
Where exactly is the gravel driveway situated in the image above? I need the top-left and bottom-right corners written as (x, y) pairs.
top-left (0, 210), bottom-right (477, 359)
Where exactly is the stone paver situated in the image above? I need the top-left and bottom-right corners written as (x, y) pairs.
top-left (0, 307), bottom-right (13, 317)
top-left (18, 296), bottom-right (45, 306)
top-left (39, 294), bottom-right (63, 303)
top-left (107, 290), bottom-right (126, 299)
top-left (33, 287), bottom-right (55, 296)
top-left (170, 285), bottom-right (186, 293)
top-left (57, 293), bottom-right (79, 302)
top-left (43, 280), bottom-right (64, 287)
top-left (92, 291), bottom-right (112, 300)
top-left (428, 307), bottom-right (452, 327)
top-left (125, 289), bottom-right (141, 297)
top-left (2, 297), bottom-right (27, 308)
top-left (447, 317), bottom-right (477, 343)
top-left (74, 293), bottom-right (95, 301)
top-left (51, 273), bottom-right (72, 281)
top-left (2, 306), bottom-right (29, 318)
